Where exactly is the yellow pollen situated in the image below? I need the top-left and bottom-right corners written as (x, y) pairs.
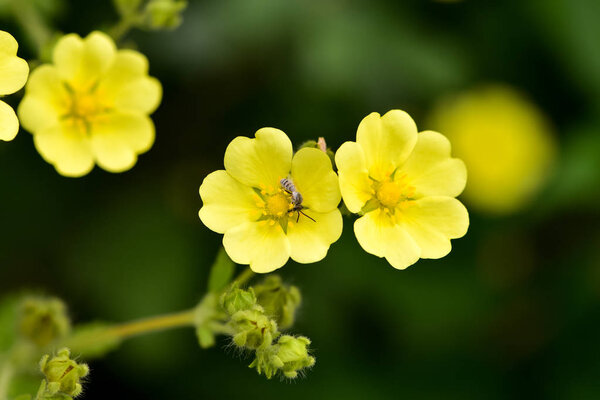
top-left (376, 181), bottom-right (403, 208)
top-left (266, 193), bottom-right (290, 217)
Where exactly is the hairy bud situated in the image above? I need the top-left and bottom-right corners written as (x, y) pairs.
top-left (253, 276), bottom-right (301, 330)
top-left (38, 348), bottom-right (89, 398)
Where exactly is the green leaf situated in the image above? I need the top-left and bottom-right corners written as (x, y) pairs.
top-left (207, 248), bottom-right (235, 293)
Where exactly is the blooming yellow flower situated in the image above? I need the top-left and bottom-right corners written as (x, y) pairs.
top-left (0, 30), bottom-right (29, 141)
top-left (428, 85), bottom-right (556, 214)
top-left (199, 128), bottom-right (342, 273)
top-left (335, 110), bottom-right (468, 270)
top-left (18, 31), bottom-right (162, 177)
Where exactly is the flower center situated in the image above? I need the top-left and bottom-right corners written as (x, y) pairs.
top-left (376, 181), bottom-right (403, 208)
top-left (61, 84), bottom-right (110, 134)
top-left (266, 193), bottom-right (291, 217)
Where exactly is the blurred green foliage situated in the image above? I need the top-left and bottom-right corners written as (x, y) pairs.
top-left (1, 0), bottom-right (600, 399)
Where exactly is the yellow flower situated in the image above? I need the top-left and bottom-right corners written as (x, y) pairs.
top-left (0, 30), bottom-right (29, 141)
top-left (18, 31), bottom-right (162, 177)
top-left (199, 128), bottom-right (342, 273)
top-left (428, 85), bottom-right (556, 214)
top-left (335, 110), bottom-right (468, 270)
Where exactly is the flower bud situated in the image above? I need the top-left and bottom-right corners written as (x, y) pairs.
top-left (253, 276), bottom-right (301, 330)
top-left (18, 297), bottom-right (71, 347)
top-left (113, 0), bottom-right (143, 16)
top-left (39, 348), bottom-right (89, 398)
top-left (229, 308), bottom-right (278, 350)
top-left (144, 0), bottom-right (187, 30)
top-left (272, 335), bottom-right (315, 378)
top-left (221, 286), bottom-right (257, 316)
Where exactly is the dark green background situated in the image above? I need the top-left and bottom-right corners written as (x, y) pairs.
top-left (2, 0), bottom-right (600, 398)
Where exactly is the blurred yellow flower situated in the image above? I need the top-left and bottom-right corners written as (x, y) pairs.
top-left (0, 30), bottom-right (29, 141)
top-left (428, 85), bottom-right (556, 214)
top-left (336, 110), bottom-right (468, 270)
top-left (18, 31), bottom-right (162, 177)
top-left (199, 128), bottom-right (342, 273)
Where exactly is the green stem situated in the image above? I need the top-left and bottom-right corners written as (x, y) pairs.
top-left (232, 267), bottom-right (255, 288)
top-left (108, 309), bottom-right (195, 339)
top-left (108, 16), bottom-right (138, 42)
top-left (0, 362), bottom-right (14, 400)
top-left (10, 0), bottom-right (53, 58)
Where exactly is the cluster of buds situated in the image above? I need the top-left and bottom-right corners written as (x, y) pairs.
top-left (37, 348), bottom-right (89, 399)
top-left (219, 277), bottom-right (314, 379)
top-left (114, 0), bottom-right (188, 30)
top-left (18, 296), bottom-right (71, 348)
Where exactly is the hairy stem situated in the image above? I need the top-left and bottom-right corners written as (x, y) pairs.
top-left (107, 309), bottom-right (196, 340)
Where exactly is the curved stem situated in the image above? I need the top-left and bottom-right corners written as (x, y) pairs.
top-left (107, 309), bottom-right (196, 340)
top-left (108, 16), bottom-right (138, 42)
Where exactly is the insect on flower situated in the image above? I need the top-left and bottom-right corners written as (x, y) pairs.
top-left (280, 178), bottom-right (316, 223)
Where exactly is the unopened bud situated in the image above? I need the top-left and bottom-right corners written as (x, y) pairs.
top-left (272, 335), bottom-right (315, 378)
top-left (144, 0), bottom-right (187, 30)
top-left (18, 296), bottom-right (71, 347)
top-left (229, 308), bottom-right (278, 350)
top-left (253, 276), bottom-right (301, 330)
top-left (221, 286), bottom-right (257, 316)
top-left (39, 348), bottom-right (89, 398)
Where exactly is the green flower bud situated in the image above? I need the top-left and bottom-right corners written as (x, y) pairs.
top-left (272, 335), bottom-right (315, 378)
top-left (144, 0), bottom-right (187, 30)
top-left (39, 348), bottom-right (89, 398)
top-left (221, 286), bottom-right (257, 316)
top-left (18, 297), bottom-right (71, 347)
top-left (229, 308), bottom-right (278, 350)
top-left (113, 0), bottom-right (143, 16)
top-left (253, 276), bottom-right (301, 330)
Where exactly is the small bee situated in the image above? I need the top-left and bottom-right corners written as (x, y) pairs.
top-left (280, 178), bottom-right (316, 223)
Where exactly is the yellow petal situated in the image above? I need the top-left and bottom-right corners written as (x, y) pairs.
top-left (89, 112), bottom-right (154, 173)
top-left (0, 30), bottom-right (29, 95)
top-left (17, 65), bottom-right (67, 133)
top-left (400, 196), bottom-right (469, 259)
top-left (335, 141), bottom-right (373, 213)
top-left (0, 100), bottom-right (19, 141)
top-left (356, 110), bottom-right (418, 181)
top-left (223, 221), bottom-right (290, 273)
top-left (398, 130), bottom-right (467, 198)
top-left (199, 170), bottom-right (262, 233)
top-left (287, 209), bottom-right (342, 264)
top-left (354, 209), bottom-right (421, 269)
top-left (34, 123), bottom-right (94, 177)
top-left (53, 31), bottom-right (116, 90)
top-left (290, 148), bottom-right (340, 213)
top-left (96, 50), bottom-right (162, 114)
top-left (224, 127), bottom-right (292, 189)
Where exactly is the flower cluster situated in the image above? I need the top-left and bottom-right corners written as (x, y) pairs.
top-left (200, 110), bottom-right (469, 271)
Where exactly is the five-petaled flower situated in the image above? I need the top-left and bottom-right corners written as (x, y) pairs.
top-left (199, 128), bottom-right (342, 273)
top-left (335, 110), bottom-right (469, 270)
top-left (0, 30), bottom-right (29, 141)
top-left (18, 31), bottom-right (162, 177)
